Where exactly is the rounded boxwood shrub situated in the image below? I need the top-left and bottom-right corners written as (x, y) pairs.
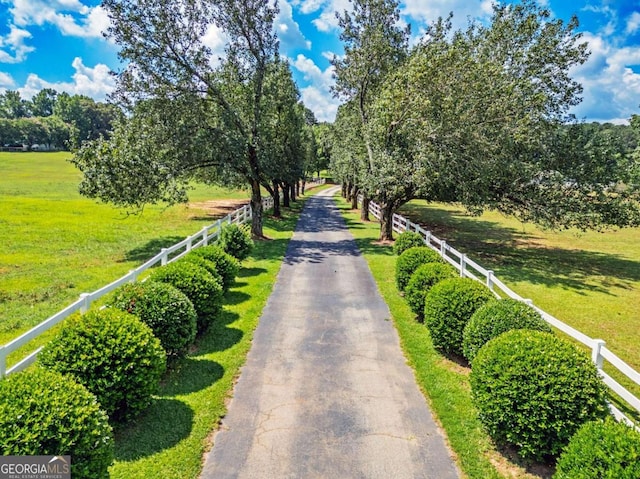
top-left (462, 298), bottom-right (553, 362)
top-left (470, 330), bottom-right (609, 461)
top-left (219, 223), bottom-right (254, 261)
top-left (149, 260), bottom-right (223, 333)
top-left (423, 277), bottom-right (494, 356)
top-left (109, 281), bottom-right (197, 357)
top-left (554, 418), bottom-right (640, 479)
top-left (393, 231), bottom-right (425, 256)
top-left (0, 368), bottom-right (113, 479)
top-left (39, 309), bottom-right (166, 423)
top-left (395, 246), bottom-right (443, 291)
top-left (405, 262), bottom-right (458, 319)
top-left (189, 245), bottom-right (240, 292)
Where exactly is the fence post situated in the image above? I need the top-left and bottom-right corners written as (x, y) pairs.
top-left (460, 254), bottom-right (466, 278)
top-left (486, 271), bottom-right (494, 291)
top-left (440, 240), bottom-right (447, 258)
top-left (161, 248), bottom-right (169, 266)
top-left (425, 230), bottom-right (431, 246)
top-left (129, 270), bottom-right (138, 283)
top-left (0, 345), bottom-right (6, 378)
top-left (202, 227), bottom-right (209, 246)
top-left (186, 236), bottom-right (193, 252)
top-left (592, 339), bottom-right (606, 370)
top-left (80, 293), bottom-right (91, 313)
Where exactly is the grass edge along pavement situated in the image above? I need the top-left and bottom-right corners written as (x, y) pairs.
top-left (336, 195), bottom-right (529, 479)
top-left (109, 195), bottom-right (318, 479)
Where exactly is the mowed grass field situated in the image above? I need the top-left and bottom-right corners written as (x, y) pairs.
top-left (0, 152), bottom-right (250, 363)
top-left (400, 200), bottom-right (640, 417)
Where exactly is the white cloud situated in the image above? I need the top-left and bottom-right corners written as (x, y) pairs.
top-left (202, 23), bottom-right (228, 67)
top-left (276, 1), bottom-right (312, 51)
top-left (0, 72), bottom-right (15, 88)
top-left (300, 85), bottom-right (339, 122)
top-left (402, 0), bottom-right (493, 29)
top-left (8, 0), bottom-right (108, 38)
top-left (290, 0), bottom-right (325, 15)
top-left (18, 57), bottom-right (115, 101)
top-left (626, 12), bottom-right (640, 35)
top-left (290, 53), bottom-right (338, 121)
top-left (570, 32), bottom-right (640, 122)
top-left (0, 25), bottom-right (35, 63)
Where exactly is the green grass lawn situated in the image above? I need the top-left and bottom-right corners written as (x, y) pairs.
top-left (0, 152), bottom-right (250, 364)
top-left (399, 201), bottom-right (640, 378)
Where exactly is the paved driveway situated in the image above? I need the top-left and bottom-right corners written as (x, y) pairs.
top-left (200, 187), bottom-right (460, 479)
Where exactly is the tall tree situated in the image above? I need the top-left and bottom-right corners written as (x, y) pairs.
top-left (0, 90), bottom-right (30, 119)
top-left (30, 88), bottom-right (58, 117)
top-left (72, 0), bottom-right (280, 237)
top-left (353, 1), bottom-right (639, 239)
top-left (332, 0), bottom-right (410, 221)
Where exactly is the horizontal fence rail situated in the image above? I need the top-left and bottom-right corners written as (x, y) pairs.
top-left (364, 196), bottom-right (640, 427)
top-left (0, 179), bottom-right (325, 379)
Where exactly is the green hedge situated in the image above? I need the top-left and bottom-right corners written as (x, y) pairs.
top-left (554, 418), bottom-right (640, 479)
top-left (149, 260), bottom-right (223, 333)
top-left (189, 245), bottom-right (240, 292)
top-left (405, 262), bottom-right (457, 319)
top-left (39, 309), bottom-right (166, 423)
top-left (393, 231), bottom-right (425, 256)
top-left (423, 277), bottom-right (494, 356)
top-left (470, 330), bottom-right (609, 461)
top-left (462, 298), bottom-right (552, 362)
top-left (219, 223), bottom-right (254, 261)
top-left (0, 368), bottom-right (114, 479)
top-left (109, 281), bottom-right (197, 357)
top-left (395, 246), bottom-right (443, 292)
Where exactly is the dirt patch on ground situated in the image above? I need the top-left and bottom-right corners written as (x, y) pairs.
top-left (187, 199), bottom-right (249, 219)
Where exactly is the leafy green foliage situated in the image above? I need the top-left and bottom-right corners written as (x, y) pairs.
top-left (149, 261), bottom-right (223, 333)
top-left (190, 245), bottom-right (240, 292)
top-left (462, 298), bottom-right (552, 362)
top-left (393, 231), bottom-right (425, 255)
top-left (0, 368), bottom-right (114, 479)
top-left (179, 253), bottom-right (224, 284)
top-left (554, 418), bottom-right (640, 479)
top-left (470, 330), bottom-right (609, 461)
top-left (395, 246), bottom-right (443, 291)
top-left (404, 262), bottom-right (457, 319)
top-left (108, 281), bottom-right (197, 357)
top-left (219, 223), bottom-right (254, 261)
top-left (423, 277), bottom-right (494, 356)
top-left (38, 309), bottom-right (166, 423)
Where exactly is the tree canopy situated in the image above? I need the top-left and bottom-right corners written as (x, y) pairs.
top-left (71, 0), bottom-right (314, 237)
top-left (330, 0), bottom-right (640, 239)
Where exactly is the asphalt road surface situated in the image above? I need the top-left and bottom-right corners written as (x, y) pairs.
top-left (201, 187), bottom-right (460, 479)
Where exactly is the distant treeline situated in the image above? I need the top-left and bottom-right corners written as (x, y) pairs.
top-left (0, 89), bottom-right (122, 151)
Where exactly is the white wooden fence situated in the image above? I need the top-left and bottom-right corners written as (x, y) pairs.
top-left (366, 198), bottom-right (640, 427)
top-left (0, 196), bottom-right (281, 378)
top-left (0, 178), bottom-right (329, 379)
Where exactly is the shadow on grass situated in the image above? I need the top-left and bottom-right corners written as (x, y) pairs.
top-left (224, 289), bottom-right (251, 305)
top-left (161, 357), bottom-right (225, 396)
top-left (400, 203), bottom-right (640, 295)
top-left (122, 236), bottom-right (186, 263)
top-left (191, 309), bottom-right (243, 356)
top-left (114, 398), bottom-right (194, 462)
top-left (237, 267), bottom-right (268, 278)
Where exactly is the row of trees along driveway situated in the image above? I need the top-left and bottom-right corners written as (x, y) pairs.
top-left (330, 0), bottom-right (640, 240)
top-left (71, 0), bottom-right (319, 238)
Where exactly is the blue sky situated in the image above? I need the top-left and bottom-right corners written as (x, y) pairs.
top-left (0, 0), bottom-right (639, 123)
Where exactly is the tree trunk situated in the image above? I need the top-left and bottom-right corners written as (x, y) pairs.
top-left (296, 181), bottom-right (300, 197)
top-left (290, 183), bottom-right (297, 202)
top-left (379, 201), bottom-right (395, 241)
top-left (341, 183), bottom-right (347, 198)
top-left (282, 182), bottom-right (290, 207)
top-left (272, 180), bottom-right (281, 218)
top-left (250, 178), bottom-right (263, 238)
top-left (301, 180), bottom-right (306, 195)
top-left (350, 186), bottom-right (359, 210)
top-left (361, 195), bottom-right (370, 221)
